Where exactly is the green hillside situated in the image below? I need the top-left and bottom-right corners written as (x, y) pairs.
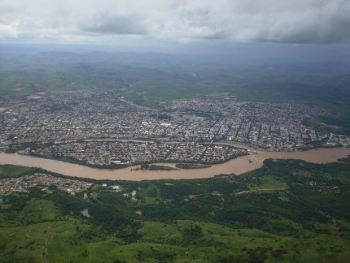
top-left (0, 160), bottom-right (350, 262)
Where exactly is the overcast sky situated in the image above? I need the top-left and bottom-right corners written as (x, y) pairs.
top-left (1, 0), bottom-right (350, 53)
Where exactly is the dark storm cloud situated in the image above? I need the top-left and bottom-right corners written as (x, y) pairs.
top-left (0, 0), bottom-right (350, 45)
top-left (240, 0), bottom-right (350, 44)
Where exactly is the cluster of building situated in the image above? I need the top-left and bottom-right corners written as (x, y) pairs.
top-left (0, 173), bottom-right (93, 195)
top-left (171, 99), bottom-right (350, 151)
top-left (0, 90), bottom-right (349, 164)
top-left (33, 141), bottom-right (247, 165)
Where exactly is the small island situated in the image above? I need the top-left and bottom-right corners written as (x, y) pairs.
top-left (133, 164), bottom-right (178, 171)
top-left (175, 163), bottom-right (211, 169)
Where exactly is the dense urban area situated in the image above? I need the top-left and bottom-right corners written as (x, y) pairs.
top-left (0, 90), bottom-right (349, 166)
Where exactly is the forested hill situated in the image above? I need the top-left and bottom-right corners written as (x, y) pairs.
top-left (0, 159), bottom-right (350, 262)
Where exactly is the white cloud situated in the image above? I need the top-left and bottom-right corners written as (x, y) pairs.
top-left (0, 19), bottom-right (19, 38)
top-left (0, 0), bottom-right (349, 45)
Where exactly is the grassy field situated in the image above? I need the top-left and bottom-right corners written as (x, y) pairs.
top-left (246, 175), bottom-right (288, 190)
top-left (0, 165), bottom-right (37, 179)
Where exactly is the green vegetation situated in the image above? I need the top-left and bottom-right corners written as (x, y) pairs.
top-left (49, 103), bottom-right (72, 112)
top-left (338, 157), bottom-right (350, 163)
top-left (1, 160), bottom-right (350, 262)
top-left (135, 164), bottom-right (178, 171)
top-left (148, 165), bottom-right (178, 171)
top-left (0, 165), bottom-right (39, 179)
top-left (176, 163), bottom-right (211, 169)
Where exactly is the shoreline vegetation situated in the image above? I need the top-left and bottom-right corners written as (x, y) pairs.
top-left (338, 157), bottom-right (350, 163)
top-left (175, 163), bottom-right (211, 169)
top-left (132, 164), bottom-right (178, 171)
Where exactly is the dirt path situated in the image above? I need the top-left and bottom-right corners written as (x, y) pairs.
top-left (26, 229), bottom-right (52, 263)
top-left (235, 188), bottom-right (287, 195)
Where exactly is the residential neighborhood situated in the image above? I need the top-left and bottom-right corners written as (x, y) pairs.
top-left (33, 141), bottom-right (248, 166)
top-left (0, 90), bottom-right (349, 166)
top-left (0, 173), bottom-right (93, 195)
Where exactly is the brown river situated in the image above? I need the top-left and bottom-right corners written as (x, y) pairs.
top-left (0, 147), bottom-right (349, 181)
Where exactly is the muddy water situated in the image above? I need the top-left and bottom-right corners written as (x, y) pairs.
top-left (0, 147), bottom-right (349, 181)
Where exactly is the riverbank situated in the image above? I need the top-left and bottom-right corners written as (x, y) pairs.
top-left (0, 147), bottom-right (349, 181)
